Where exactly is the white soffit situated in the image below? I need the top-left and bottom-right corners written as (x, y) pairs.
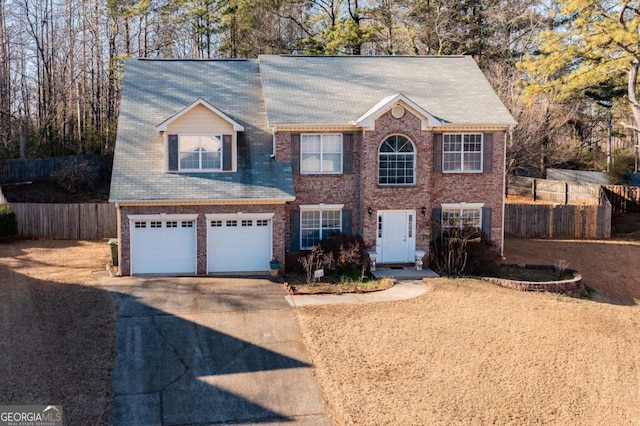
top-left (354, 93), bottom-right (445, 130)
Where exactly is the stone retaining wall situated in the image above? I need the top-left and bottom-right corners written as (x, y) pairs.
top-left (482, 265), bottom-right (584, 297)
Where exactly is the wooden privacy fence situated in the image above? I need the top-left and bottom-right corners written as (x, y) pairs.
top-left (602, 185), bottom-right (640, 213)
top-left (505, 203), bottom-right (611, 239)
top-left (10, 203), bottom-right (117, 239)
top-left (0, 155), bottom-right (108, 184)
top-left (507, 175), bottom-right (602, 205)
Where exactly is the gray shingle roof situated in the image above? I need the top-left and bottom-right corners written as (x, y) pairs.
top-left (110, 58), bottom-right (295, 203)
top-left (258, 55), bottom-right (517, 126)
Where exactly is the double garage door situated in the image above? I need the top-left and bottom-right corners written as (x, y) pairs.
top-left (129, 214), bottom-right (272, 275)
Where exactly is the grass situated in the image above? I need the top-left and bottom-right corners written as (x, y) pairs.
top-left (496, 264), bottom-right (574, 282)
top-left (294, 237), bottom-right (640, 425)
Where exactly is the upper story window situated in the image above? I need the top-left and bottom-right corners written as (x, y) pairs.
top-left (179, 135), bottom-right (222, 170)
top-left (168, 133), bottom-right (233, 172)
top-left (443, 134), bottom-right (482, 172)
top-left (378, 134), bottom-right (415, 185)
top-left (301, 134), bottom-right (343, 174)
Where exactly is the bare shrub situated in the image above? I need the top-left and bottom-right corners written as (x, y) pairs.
top-left (554, 258), bottom-right (570, 279)
top-left (430, 224), bottom-right (499, 277)
top-left (298, 245), bottom-right (334, 284)
top-left (318, 232), bottom-right (369, 278)
top-left (51, 160), bottom-right (100, 193)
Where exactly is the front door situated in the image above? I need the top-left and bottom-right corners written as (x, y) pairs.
top-left (376, 210), bottom-right (416, 263)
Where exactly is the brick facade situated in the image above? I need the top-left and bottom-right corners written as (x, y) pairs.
top-left (117, 204), bottom-right (286, 275)
top-left (277, 107), bottom-right (507, 262)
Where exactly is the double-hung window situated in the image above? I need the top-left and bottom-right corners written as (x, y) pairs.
top-left (179, 135), bottom-right (222, 170)
top-left (300, 206), bottom-right (342, 249)
top-left (301, 134), bottom-right (342, 174)
top-left (443, 134), bottom-right (482, 172)
top-left (441, 203), bottom-right (483, 229)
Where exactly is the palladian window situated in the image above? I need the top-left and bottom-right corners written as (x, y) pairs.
top-left (378, 134), bottom-right (415, 185)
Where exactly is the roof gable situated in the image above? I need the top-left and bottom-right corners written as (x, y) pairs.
top-left (156, 97), bottom-right (245, 132)
top-left (355, 94), bottom-right (445, 129)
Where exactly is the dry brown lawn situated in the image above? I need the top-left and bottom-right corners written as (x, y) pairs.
top-left (296, 237), bottom-right (640, 425)
top-left (0, 240), bottom-right (116, 425)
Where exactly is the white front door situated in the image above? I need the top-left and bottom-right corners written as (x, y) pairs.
top-left (376, 210), bottom-right (416, 263)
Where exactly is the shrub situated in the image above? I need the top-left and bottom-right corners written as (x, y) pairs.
top-left (318, 232), bottom-right (369, 277)
top-left (51, 160), bottom-right (100, 193)
top-left (298, 245), bottom-right (334, 284)
top-left (608, 148), bottom-right (635, 185)
top-left (0, 204), bottom-right (18, 239)
top-left (429, 225), bottom-right (500, 277)
top-left (464, 234), bottom-right (501, 276)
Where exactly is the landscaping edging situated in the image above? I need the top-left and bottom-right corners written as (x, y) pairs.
top-left (482, 264), bottom-right (584, 297)
top-left (284, 281), bottom-right (295, 295)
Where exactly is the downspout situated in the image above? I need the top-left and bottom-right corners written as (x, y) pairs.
top-left (501, 127), bottom-right (512, 259)
top-left (270, 127), bottom-right (276, 158)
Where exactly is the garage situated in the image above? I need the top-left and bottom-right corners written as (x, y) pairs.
top-left (207, 214), bottom-right (273, 273)
top-left (129, 214), bottom-right (198, 275)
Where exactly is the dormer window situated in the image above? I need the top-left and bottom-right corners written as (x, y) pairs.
top-left (157, 97), bottom-right (244, 173)
top-left (179, 135), bottom-right (223, 170)
top-left (168, 134), bottom-right (232, 172)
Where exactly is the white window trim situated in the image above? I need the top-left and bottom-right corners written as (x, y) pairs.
top-left (178, 133), bottom-right (224, 172)
top-left (300, 133), bottom-right (344, 175)
top-left (441, 203), bottom-right (484, 229)
top-left (299, 204), bottom-right (344, 211)
top-left (205, 213), bottom-right (275, 220)
top-left (128, 214), bottom-right (199, 222)
top-left (299, 204), bottom-right (343, 249)
top-left (378, 134), bottom-right (416, 186)
top-left (442, 133), bottom-right (483, 173)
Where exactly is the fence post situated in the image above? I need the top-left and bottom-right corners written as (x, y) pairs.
top-left (532, 179), bottom-right (537, 201)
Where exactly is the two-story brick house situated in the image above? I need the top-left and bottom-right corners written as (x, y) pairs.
top-left (110, 55), bottom-right (516, 275)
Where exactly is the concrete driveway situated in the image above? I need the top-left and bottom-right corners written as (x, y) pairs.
top-left (97, 276), bottom-right (331, 425)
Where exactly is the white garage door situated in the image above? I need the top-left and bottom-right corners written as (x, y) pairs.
top-left (130, 216), bottom-right (197, 275)
top-left (207, 215), bottom-right (272, 273)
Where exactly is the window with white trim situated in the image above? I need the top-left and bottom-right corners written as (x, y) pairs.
top-left (443, 134), bottom-right (482, 172)
top-left (300, 209), bottom-right (342, 249)
top-left (301, 134), bottom-right (342, 174)
top-left (179, 134), bottom-right (223, 170)
top-left (379, 135), bottom-right (415, 185)
top-left (442, 204), bottom-right (483, 229)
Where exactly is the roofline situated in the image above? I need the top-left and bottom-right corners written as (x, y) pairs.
top-left (156, 97), bottom-right (245, 132)
top-left (264, 54), bottom-right (468, 59)
top-left (111, 197), bottom-right (296, 206)
top-left (136, 57), bottom-right (249, 62)
top-left (269, 122), bottom-right (517, 130)
top-left (439, 122), bottom-right (518, 129)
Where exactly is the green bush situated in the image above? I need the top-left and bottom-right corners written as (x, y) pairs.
top-left (608, 148), bottom-right (635, 185)
top-left (0, 204), bottom-right (18, 239)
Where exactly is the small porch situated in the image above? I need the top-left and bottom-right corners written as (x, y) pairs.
top-left (371, 265), bottom-right (439, 280)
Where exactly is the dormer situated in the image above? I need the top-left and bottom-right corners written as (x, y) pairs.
top-left (156, 98), bottom-right (244, 173)
top-left (354, 93), bottom-right (444, 130)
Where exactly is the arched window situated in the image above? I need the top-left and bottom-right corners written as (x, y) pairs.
top-left (378, 135), bottom-right (415, 185)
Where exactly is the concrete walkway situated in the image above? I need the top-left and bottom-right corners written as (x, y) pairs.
top-left (285, 279), bottom-right (430, 307)
top-left (96, 276), bottom-right (332, 426)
